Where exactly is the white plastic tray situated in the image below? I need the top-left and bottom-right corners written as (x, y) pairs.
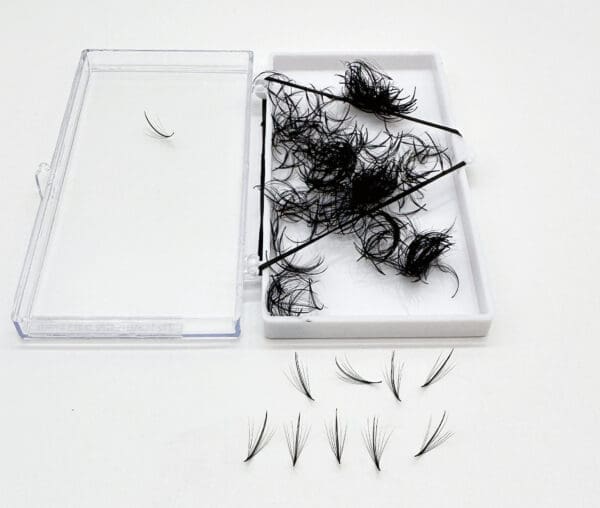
top-left (260, 52), bottom-right (492, 338)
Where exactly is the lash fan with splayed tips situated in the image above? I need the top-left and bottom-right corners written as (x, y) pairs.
top-left (383, 351), bottom-right (403, 401)
top-left (335, 356), bottom-right (382, 385)
top-left (415, 411), bottom-right (453, 457)
top-left (284, 412), bottom-right (310, 467)
top-left (243, 411), bottom-right (275, 463)
top-left (422, 348), bottom-right (455, 388)
top-left (285, 352), bottom-right (315, 400)
top-left (362, 416), bottom-right (392, 471)
top-left (325, 409), bottom-right (347, 464)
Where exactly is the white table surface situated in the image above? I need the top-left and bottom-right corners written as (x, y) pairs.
top-left (1, 1), bottom-right (599, 506)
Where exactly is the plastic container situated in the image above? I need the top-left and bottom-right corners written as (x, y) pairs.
top-left (12, 49), bottom-right (492, 340)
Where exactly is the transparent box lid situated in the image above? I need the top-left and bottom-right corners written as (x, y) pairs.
top-left (12, 49), bottom-right (254, 339)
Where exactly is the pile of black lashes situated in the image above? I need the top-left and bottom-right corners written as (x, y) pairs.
top-left (258, 61), bottom-right (462, 317)
top-left (244, 349), bottom-right (455, 470)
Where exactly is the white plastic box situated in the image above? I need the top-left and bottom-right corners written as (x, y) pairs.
top-left (12, 49), bottom-right (492, 340)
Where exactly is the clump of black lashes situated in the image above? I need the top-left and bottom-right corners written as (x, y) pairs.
top-left (353, 212), bottom-right (404, 275)
top-left (265, 222), bottom-right (325, 317)
top-left (266, 266), bottom-right (323, 317)
top-left (399, 229), bottom-right (459, 296)
top-left (340, 60), bottom-right (418, 121)
top-left (262, 66), bottom-right (459, 316)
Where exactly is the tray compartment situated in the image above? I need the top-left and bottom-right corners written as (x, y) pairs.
top-left (261, 52), bottom-right (492, 338)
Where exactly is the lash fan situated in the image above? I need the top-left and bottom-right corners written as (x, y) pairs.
top-left (284, 412), bottom-right (311, 466)
top-left (243, 411), bottom-right (275, 462)
top-left (340, 59), bottom-right (418, 120)
top-left (285, 352), bottom-right (315, 400)
top-left (422, 348), bottom-right (455, 388)
top-left (335, 356), bottom-right (382, 385)
top-left (362, 416), bottom-right (392, 471)
top-left (415, 411), bottom-right (453, 457)
top-left (383, 351), bottom-right (403, 401)
top-left (325, 408), bottom-right (347, 464)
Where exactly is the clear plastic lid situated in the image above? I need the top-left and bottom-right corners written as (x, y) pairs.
top-left (12, 49), bottom-right (254, 338)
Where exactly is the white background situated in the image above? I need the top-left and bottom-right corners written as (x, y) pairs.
top-left (1, 1), bottom-right (599, 506)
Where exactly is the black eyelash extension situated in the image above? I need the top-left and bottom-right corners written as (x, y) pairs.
top-left (262, 62), bottom-right (462, 136)
top-left (243, 411), bottom-right (275, 463)
top-left (284, 412), bottom-right (311, 467)
top-left (362, 416), bottom-right (392, 471)
top-left (398, 229), bottom-right (460, 297)
top-left (383, 351), bottom-right (403, 402)
top-left (266, 270), bottom-right (324, 316)
top-left (421, 348), bottom-right (455, 388)
top-left (399, 131), bottom-right (453, 184)
top-left (303, 138), bottom-right (357, 192)
top-left (265, 222), bottom-right (325, 316)
top-left (414, 411), bottom-right (453, 457)
top-left (399, 230), bottom-right (454, 280)
top-left (285, 352), bottom-right (315, 401)
top-left (341, 60), bottom-right (418, 120)
top-left (348, 161), bottom-right (401, 211)
top-left (263, 181), bottom-right (315, 225)
top-left (143, 111), bottom-right (174, 138)
top-left (267, 82), bottom-right (336, 156)
top-left (353, 212), bottom-right (404, 274)
top-left (335, 356), bottom-right (382, 385)
top-left (325, 409), bottom-right (347, 464)
top-left (297, 129), bottom-right (365, 193)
